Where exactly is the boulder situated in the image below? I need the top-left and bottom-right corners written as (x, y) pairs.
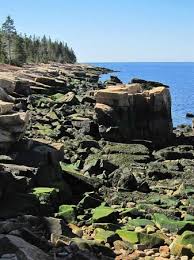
top-left (0, 87), bottom-right (15, 102)
top-left (51, 92), bottom-right (79, 105)
top-left (0, 76), bottom-right (15, 94)
top-left (0, 234), bottom-right (51, 259)
top-left (71, 237), bottom-right (115, 257)
top-left (35, 76), bottom-right (65, 87)
top-left (92, 206), bottom-right (118, 223)
top-left (55, 204), bottom-right (77, 223)
top-left (95, 83), bottom-right (173, 143)
top-left (0, 101), bottom-right (14, 115)
top-left (0, 112), bottom-right (29, 148)
top-left (111, 168), bottom-right (137, 190)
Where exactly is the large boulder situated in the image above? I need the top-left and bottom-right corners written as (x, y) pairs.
top-left (0, 112), bottom-right (29, 148)
top-left (95, 83), bottom-right (173, 143)
top-left (0, 234), bottom-right (51, 259)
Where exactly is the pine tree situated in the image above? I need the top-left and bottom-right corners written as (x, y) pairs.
top-left (40, 35), bottom-right (49, 63)
top-left (0, 16), bottom-right (77, 65)
top-left (0, 30), bottom-right (7, 63)
top-left (1, 15), bottom-right (16, 64)
top-left (13, 35), bottom-right (27, 66)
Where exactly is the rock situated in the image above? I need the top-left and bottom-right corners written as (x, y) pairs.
top-left (77, 192), bottom-right (102, 210)
top-left (32, 187), bottom-right (60, 214)
top-left (55, 205), bottom-right (77, 223)
top-left (0, 234), bottom-right (51, 259)
top-left (35, 76), bottom-right (65, 87)
top-left (0, 163), bottom-right (37, 195)
top-left (92, 206), bottom-right (118, 223)
top-left (0, 193), bottom-right (40, 219)
top-left (186, 113), bottom-right (194, 118)
top-left (0, 112), bottom-right (29, 148)
top-left (116, 230), bottom-right (138, 244)
top-left (127, 219), bottom-right (154, 228)
top-left (153, 213), bottom-right (194, 233)
top-left (9, 227), bottom-right (51, 251)
top-left (83, 158), bottom-right (117, 177)
top-left (170, 231), bottom-right (194, 257)
top-left (159, 245), bottom-right (170, 258)
top-left (68, 223), bottom-right (83, 237)
top-left (113, 239), bottom-right (133, 252)
top-left (111, 167), bottom-right (137, 190)
top-left (105, 76), bottom-right (123, 86)
top-left (131, 78), bottom-right (169, 89)
top-left (44, 217), bottom-right (65, 236)
top-left (95, 84), bottom-right (173, 143)
top-left (94, 228), bottom-right (120, 244)
top-left (0, 76), bottom-right (16, 94)
top-left (70, 237), bottom-right (115, 257)
top-left (138, 233), bottom-right (164, 248)
top-left (153, 146), bottom-right (194, 160)
top-left (0, 101), bottom-right (13, 115)
top-left (146, 162), bottom-right (173, 180)
top-left (51, 92), bottom-right (79, 105)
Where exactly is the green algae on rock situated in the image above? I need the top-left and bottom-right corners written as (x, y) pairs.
top-left (55, 204), bottom-right (77, 223)
top-left (92, 206), bottom-right (118, 223)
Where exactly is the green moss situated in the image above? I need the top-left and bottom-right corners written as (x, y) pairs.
top-left (32, 187), bottom-right (57, 195)
top-left (170, 231), bottom-right (194, 256)
top-left (103, 143), bottom-right (149, 155)
top-left (92, 206), bottom-right (116, 223)
top-left (50, 93), bottom-right (64, 101)
top-left (116, 230), bottom-right (138, 244)
top-left (127, 218), bottom-right (154, 228)
top-left (56, 204), bottom-right (76, 223)
top-left (94, 228), bottom-right (117, 243)
top-left (138, 233), bottom-right (164, 247)
top-left (60, 162), bottom-right (80, 174)
top-left (31, 187), bottom-right (59, 207)
top-left (153, 213), bottom-right (194, 233)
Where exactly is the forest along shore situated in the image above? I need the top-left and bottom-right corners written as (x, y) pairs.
top-left (1, 63), bottom-right (194, 259)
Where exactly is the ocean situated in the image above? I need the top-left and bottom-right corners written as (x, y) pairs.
top-left (91, 62), bottom-right (194, 127)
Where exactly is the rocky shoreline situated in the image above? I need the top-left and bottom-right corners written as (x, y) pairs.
top-left (0, 63), bottom-right (194, 259)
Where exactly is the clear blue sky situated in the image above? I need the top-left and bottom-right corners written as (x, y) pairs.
top-left (0, 0), bottom-right (193, 62)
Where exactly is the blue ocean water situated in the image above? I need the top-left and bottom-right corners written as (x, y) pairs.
top-left (91, 62), bottom-right (194, 127)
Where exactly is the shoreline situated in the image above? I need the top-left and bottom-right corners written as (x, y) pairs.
top-left (0, 62), bottom-right (194, 259)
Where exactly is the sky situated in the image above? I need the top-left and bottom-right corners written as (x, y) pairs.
top-left (0, 0), bottom-right (194, 62)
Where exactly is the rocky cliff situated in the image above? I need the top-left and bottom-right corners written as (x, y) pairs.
top-left (95, 83), bottom-right (173, 143)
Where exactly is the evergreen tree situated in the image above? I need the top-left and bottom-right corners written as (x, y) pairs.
top-left (13, 35), bottom-right (27, 66)
top-left (0, 31), bottom-right (7, 63)
top-left (1, 15), bottom-right (16, 64)
top-left (0, 16), bottom-right (77, 66)
top-left (40, 35), bottom-right (49, 63)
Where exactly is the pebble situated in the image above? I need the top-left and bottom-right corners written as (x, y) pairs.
top-left (145, 249), bottom-right (155, 256)
top-left (135, 226), bottom-right (144, 233)
top-left (159, 245), bottom-right (170, 258)
top-left (181, 256), bottom-right (189, 260)
top-left (126, 202), bottom-right (136, 208)
top-left (134, 244), bottom-right (147, 251)
top-left (146, 225), bottom-right (156, 234)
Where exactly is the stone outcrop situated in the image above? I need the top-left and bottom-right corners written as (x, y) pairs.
top-left (95, 82), bottom-right (173, 142)
top-left (0, 76), bottom-right (29, 149)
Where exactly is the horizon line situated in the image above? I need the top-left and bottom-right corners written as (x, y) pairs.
top-left (81, 61), bottom-right (194, 63)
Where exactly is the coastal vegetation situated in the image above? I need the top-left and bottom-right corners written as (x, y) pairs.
top-left (0, 16), bottom-right (77, 66)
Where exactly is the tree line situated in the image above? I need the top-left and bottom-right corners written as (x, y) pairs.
top-left (0, 16), bottom-right (77, 66)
